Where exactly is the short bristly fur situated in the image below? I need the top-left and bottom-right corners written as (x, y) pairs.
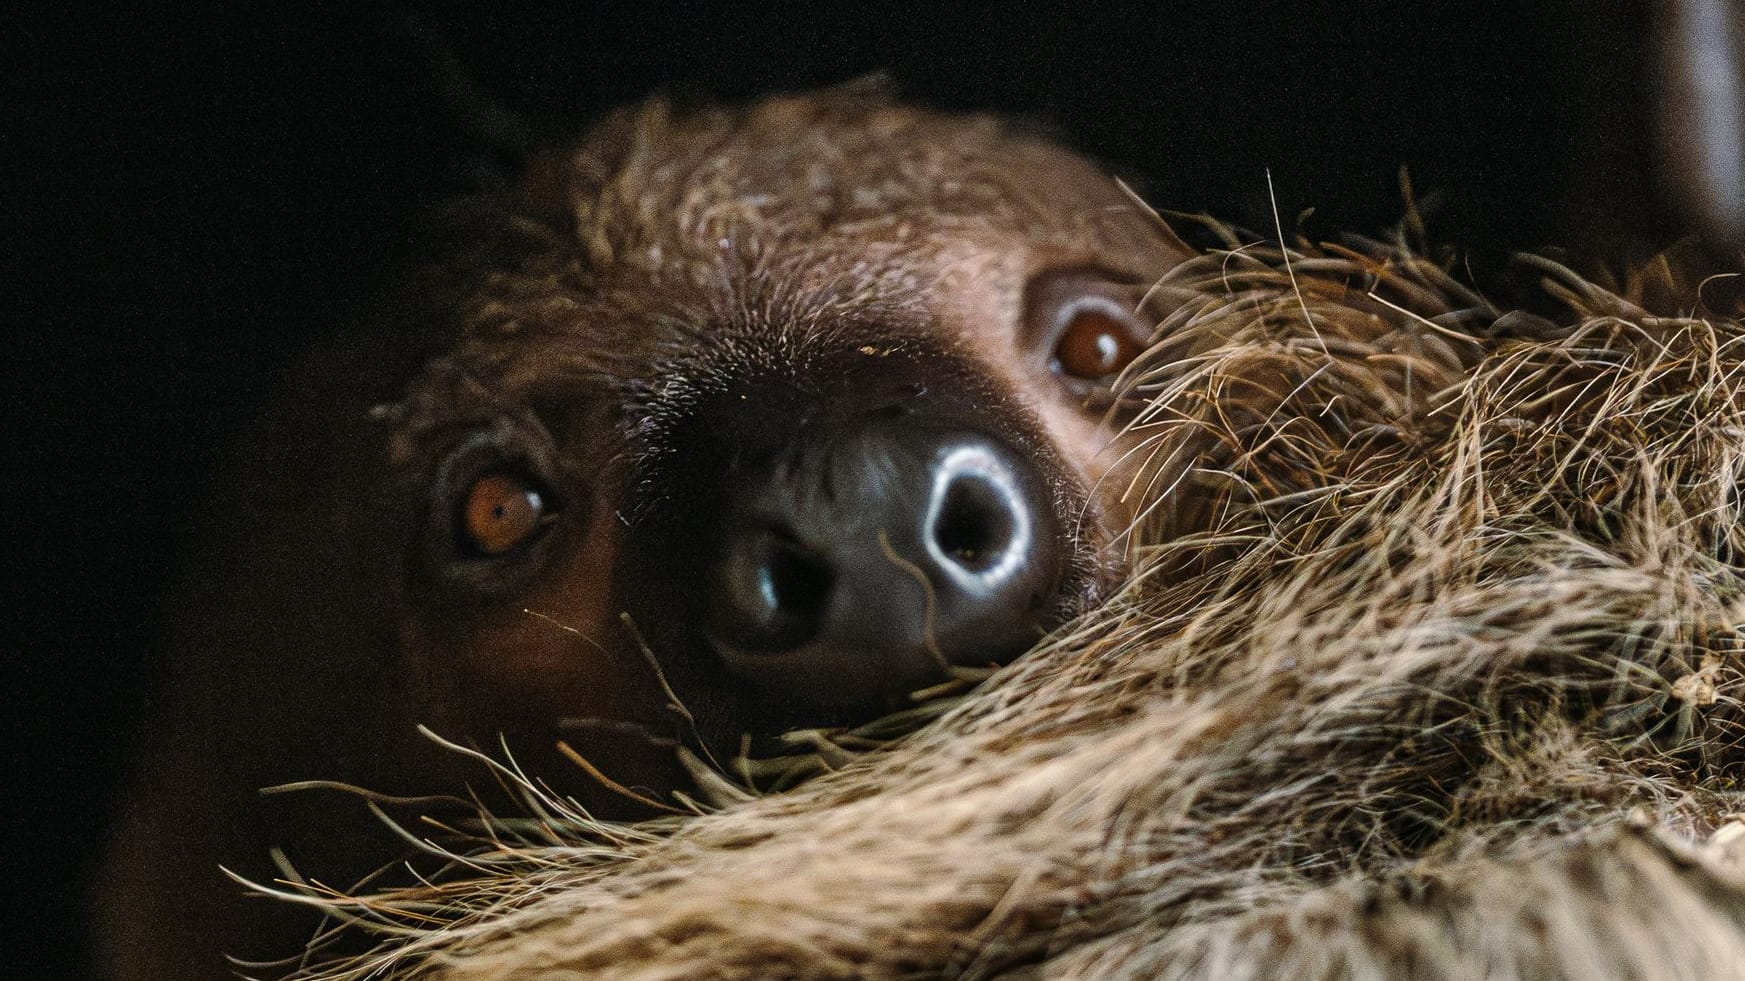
top-left (256, 223), bottom-right (1745, 979)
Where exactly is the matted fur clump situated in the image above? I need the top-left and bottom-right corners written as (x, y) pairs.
top-left (275, 232), bottom-right (1745, 979)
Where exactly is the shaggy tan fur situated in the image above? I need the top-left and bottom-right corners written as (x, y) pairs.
top-left (267, 232), bottom-right (1745, 979)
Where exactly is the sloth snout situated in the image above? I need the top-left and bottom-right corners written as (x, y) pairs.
top-left (704, 424), bottom-right (1064, 716)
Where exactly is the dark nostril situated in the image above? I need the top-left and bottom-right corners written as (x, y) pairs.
top-left (716, 530), bottom-right (834, 651)
top-left (925, 444), bottom-right (1035, 587)
top-left (762, 540), bottom-right (833, 621)
top-left (932, 475), bottom-right (1016, 571)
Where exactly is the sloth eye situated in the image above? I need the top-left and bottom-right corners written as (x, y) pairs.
top-left (423, 431), bottom-right (567, 593)
top-left (1026, 269), bottom-right (1152, 393)
top-left (1052, 303), bottom-right (1146, 381)
top-left (457, 471), bottom-right (553, 557)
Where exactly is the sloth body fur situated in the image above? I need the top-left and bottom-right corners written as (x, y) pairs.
top-left (262, 217), bottom-right (1745, 979)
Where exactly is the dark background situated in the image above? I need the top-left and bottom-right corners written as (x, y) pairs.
top-left (8, 2), bottom-right (1687, 977)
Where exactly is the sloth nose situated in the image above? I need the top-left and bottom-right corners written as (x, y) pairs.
top-left (704, 425), bottom-right (1065, 718)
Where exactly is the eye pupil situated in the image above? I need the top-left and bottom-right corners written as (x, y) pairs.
top-left (1055, 308), bottom-right (1142, 380)
top-left (461, 473), bottom-right (548, 556)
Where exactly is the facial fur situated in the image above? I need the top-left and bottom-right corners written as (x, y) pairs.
top-left (370, 89), bottom-right (1187, 747)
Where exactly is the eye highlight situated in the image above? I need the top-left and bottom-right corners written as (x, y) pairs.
top-left (458, 471), bottom-right (552, 557)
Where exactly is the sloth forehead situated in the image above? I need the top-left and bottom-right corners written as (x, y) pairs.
top-left (558, 92), bottom-right (1169, 280)
top-left (436, 91), bottom-right (1174, 394)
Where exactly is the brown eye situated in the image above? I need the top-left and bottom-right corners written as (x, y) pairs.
top-left (1025, 269), bottom-right (1152, 394)
top-left (459, 472), bottom-right (550, 556)
top-left (1053, 306), bottom-right (1145, 380)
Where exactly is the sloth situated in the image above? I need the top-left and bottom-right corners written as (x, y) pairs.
top-left (96, 87), bottom-right (1197, 980)
top-left (228, 198), bottom-right (1745, 979)
top-left (103, 85), bottom-right (1745, 981)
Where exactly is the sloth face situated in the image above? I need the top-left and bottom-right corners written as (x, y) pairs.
top-left (99, 92), bottom-right (1205, 981)
top-left (372, 91), bottom-right (1185, 773)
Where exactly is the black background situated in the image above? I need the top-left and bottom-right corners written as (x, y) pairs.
top-left (9, 2), bottom-right (1683, 977)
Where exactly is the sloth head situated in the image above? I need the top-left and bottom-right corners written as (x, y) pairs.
top-left (372, 88), bottom-right (1186, 773)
